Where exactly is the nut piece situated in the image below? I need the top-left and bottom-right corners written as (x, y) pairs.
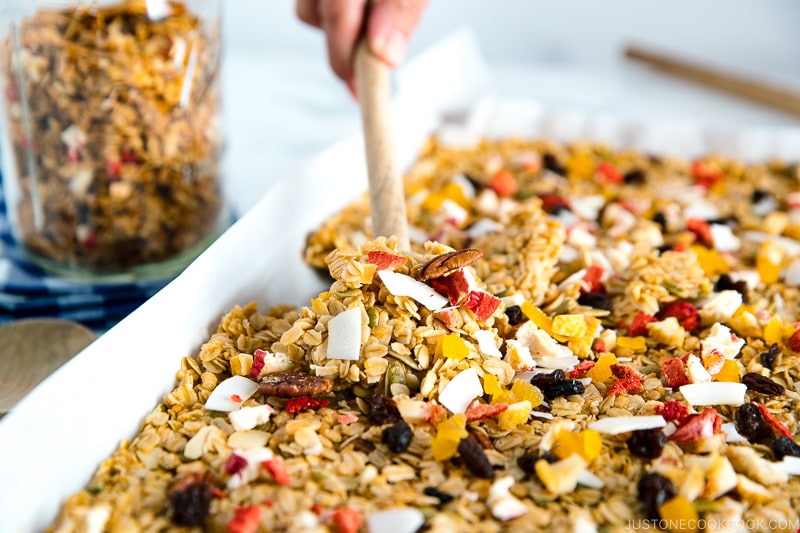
top-left (417, 249), bottom-right (484, 281)
top-left (258, 371), bottom-right (333, 398)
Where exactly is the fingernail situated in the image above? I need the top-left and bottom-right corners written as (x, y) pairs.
top-left (372, 30), bottom-right (406, 66)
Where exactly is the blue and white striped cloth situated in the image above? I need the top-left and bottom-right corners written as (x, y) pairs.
top-left (0, 176), bottom-right (171, 330)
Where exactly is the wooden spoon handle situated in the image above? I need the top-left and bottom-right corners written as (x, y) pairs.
top-left (354, 37), bottom-right (410, 251)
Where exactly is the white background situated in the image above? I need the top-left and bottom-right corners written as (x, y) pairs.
top-left (220, 0), bottom-right (800, 214)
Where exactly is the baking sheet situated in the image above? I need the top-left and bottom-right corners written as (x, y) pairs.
top-left (2, 29), bottom-right (800, 530)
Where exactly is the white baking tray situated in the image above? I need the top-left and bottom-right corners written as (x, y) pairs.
top-left (2, 30), bottom-right (799, 531)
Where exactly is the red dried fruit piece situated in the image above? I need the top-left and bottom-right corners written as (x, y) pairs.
top-left (691, 160), bottom-right (724, 189)
top-left (331, 507), bottom-right (363, 533)
top-left (106, 158), bottom-right (121, 179)
top-left (431, 269), bottom-right (472, 305)
top-left (311, 503), bottom-right (324, 516)
top-left (227, 505), bottom-right (261, 533)
top-left (367, 250), bottom-right (407, 271)
top-left (660, 358), bottom-right (689, 388)
top-left (284, 397), bottom-right (330, 415)
top-left (658, 301), bottom-right (699, 332)
top-left (540, 193), bottom-right (570, 214)
top-left (487, 169), bottom-right (518, 197)
top-left (756, 403), bottom-right (794, 440)
top-left (426, 404), bottom-right (448, 426)
top-left (465, 401), bottom-right (508, 422)
top-left (596, 161), bottom-right (623, 184)
top-left (582, 265), bottom-right (606, 293)
top-left (655, 401), bottom-right (690, 424)
top-left (463, 291), bottom-right (501, 321)
top-left (629, 312), bottom-right (656, 337)
top-left (669, 408), bottom-right (721, 443)
top-left (569, 360), bottom-right (596, 378)
top-left (249, 349), bottom-right (266, 379)
top-left (261, 457), bottom-right (292, 486)
top-left (608, 364), bottom-right (644, 394)
top-left (121, 149), bottom-right (138, 164)
top-left (686, 218), bottom-right (713, 248)
top-left (224, 452), bottom-right (248, 476)
top-left (789, 328), bottom-right (800, 353)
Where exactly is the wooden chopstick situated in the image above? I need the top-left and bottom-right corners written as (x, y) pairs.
top-left (625, 44), bottom-right (800, 117)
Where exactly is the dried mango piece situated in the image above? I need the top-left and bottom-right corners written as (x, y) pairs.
top-left (482, 373), bottom-right (502, 397)
top-left (616, 336), bottom-right (646, 352)
top-left (534, 454), bottom-right (588, 495)
top-left (689, 245), bottom-right (729, 277)
top-left (566, 152), bottom-right (595, 180)
top-left (756, 241), bottom-right (784, 284)
top-left (441, 333), bottom-right (470, 360)
top-left (521, 301), bottom-right (553, 331)
top-left (510, 380), bottom-right (543, 408)
top-left (432, 414), bottom-right (468, 461)
top-left (552, 314), bottom-right (587, 338)
top-left (553, 429), bottom-right (602, 463)
top-left (497, 400), bottom-right (532, 430)
top-left (439, 182), bottom-right (470, 208)
top-left (728, 306), bottom-right (761, 338)
top-left (714, 359), bottom-right (741, 383)
top-left (763, 317), bottom-right (783, 346)
top-left (658, 496), bottom-right (699, 533)
top-left (586, 353), bottom-right (618, 383)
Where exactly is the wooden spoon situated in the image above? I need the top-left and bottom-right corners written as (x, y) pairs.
top-left (0, 318), bottom-right (96, 415)
top-left (354, 29), bottom-right (410, 250)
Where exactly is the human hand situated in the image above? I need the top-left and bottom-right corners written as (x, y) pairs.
top-left (296, 0), bottom-right (428, 95)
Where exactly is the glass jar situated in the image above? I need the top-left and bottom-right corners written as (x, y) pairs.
top-left (0, 0), bottom-right (226, 280)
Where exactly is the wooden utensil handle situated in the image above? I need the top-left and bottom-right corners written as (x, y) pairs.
top-left (625, 45), bottom-right (800, 117)
top-left (354, 38), bottom-right (411, 251)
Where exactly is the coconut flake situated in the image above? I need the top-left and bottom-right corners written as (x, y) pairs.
top-left (327, 307), bottom-right (363, 361)
top-left (699, 290), bottom-right (743, 324)
top-left (438, 367), bottom-right (483, 414)
top-left (83, 505), bottom-right (111, 533)
top-left (488, 476), bottom-right (529, 521)
top-left (378, 270), bottom-right (448, 311)
top-left (701, 323), bottom-right (745, 360)
top-left (366, 508), bottom-right (425, 533)
top-left (679, 382), bottom-right (747, 406)
top-left (784, 258), bottom-right (800, 286)
top-left (536, 355), bottom-right (581, 370)
top-left (588, 415), bottom-right (667, 435)
top-left (686, 353), bottom-right (712, 384)
top-left (709, 224), bottom-right (741, 252)
top-left (466, 217), bottom-right (503, 239)
top-left (474, 329), bottom-right (502, 357)
top-left (229, 404), bottom-right (276, 432)
top-left (722, 422), bottom-right (748, 443)
top-left (529, 411), bottom-right (555, 420)
top-left (577, 470), bottom-right (605, 489)
top-left (204, 376), bottom-right (259, 412)
top-left (779, 456), bottom-right (800, 476)
top-left (570, 195), bottom-right (605, 221)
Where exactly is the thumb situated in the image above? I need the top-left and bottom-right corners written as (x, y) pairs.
top-left (366, 0), bottom-right (428, 67)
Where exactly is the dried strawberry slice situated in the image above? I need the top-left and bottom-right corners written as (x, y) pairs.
top-left (629, 312), bottom-right (657, 337)
top-left (261, 457), bottom-right (292, 485)
top-left (582, 265), bottom-right (606, 293)
top-left (686, 218), bottom-right (713, 247)
top-left (660, 358), bottom-right (689, 388)
top-left (465, 401), bottom-right (508, 422)
top-left (608, 364), bottom-right (644, 394)
top-left (463, 291), bottom-right (501, 321)
top-left (284, 397), bottom-right (330, 415)
top-left (596, 161), bottom-right (623, 184)
top-left (756, 403), bottom-right (794, 440)
top-left (669, 408), bottom-right (720, 442)
top-left (331, 507), bottom-right (363, 533)
top-left (569, 360), bottom-right (596, 378)
top-left (227, 505), bottom-right (261, 533)
top-left (367, 251), bottom-right (407, 271)
top-left (658, 301), bottom-right (699, 332)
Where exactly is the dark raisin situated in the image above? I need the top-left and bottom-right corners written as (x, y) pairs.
top-left (382, 420), bottom-right (413, 453)
top-left (637, 472), bottom-right (677, 521)
top-left (368, 393), bottom-right (402, 425)
top-left (735, 403), bottom-right (773, 443)
top-left (771, 436), bottom-right (800, 460)
top-left (517, 451), bottom-right (558, 475)
top-left (624, 168), bottom-right (646, 184)
top-left (548, 204), bottom-right (570, 216)
top-left (169, 473), bottom-right (218, 526)
top-left (463, 174), bottom-right (483, 191)
top-left (457, 434), bottom-right (495, 479)
top-left (352, 438), bottom-right (376, 454)
top-left (529, 369), bottom-right (565, 389)
top-left (742, 373), bottom-right (785, 396)
top-left (714, 274), bottom-right (749, 303)
top-left (760, 343), bottom-right (780, 371)
top-left (423, 486), bottom-right (454, 504)
top-left (505, 305), bottom-right (524, 326)
top-left (542, 153), bottom-right (565, 175)
top-left (627, 429), bottom-right (668, 459)
top-left (540, 379), bottom-right (585, 401)
top-left (578, 291), bottom-right (613, 311)
top-left (656, 243), bottom-right (674, 254)
top-left (651, 211), bottom-right (667, 232)
top-left (751, 188), bottom-right (769, 203)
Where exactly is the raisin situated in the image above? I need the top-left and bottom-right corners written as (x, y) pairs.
top-left (423, 486), bottom-right (454, 504)
top-left (638, 472), bottom-right (677, 521)
top-left (651, 211), bottom-right (667, 232)
top-left (529, 369), bottom-right (566, 389)
top-left (751, 188), bottom-right (769, 203)
top-left (760, 343), bottom-right (780, 371)
top-left (169, 473), bottom-right (218, 526)
top-left (505, 305), bottom-right (524, 326)
top-left (741, 373), bottom-right (785, 396)
top-left (457, 434), bottom-right (495, 479)
top-left (771, 436), bottom-right (800, 460)
top-left (367, 393), bottom-right (402, 425)
top-left (382, 420), bottom-right (413, 453)
top-left (517, 451), bottom-right (558, 475)
top-left (735, 403), bottom-right (773, 443)
top-left (578, 291), bottom-right (613, 311)
top-left (540, 378), bottom-right (585, 401)
top-left (627, 429), bottom-right (668, 459)
top-left (542, 153), bottom-right (565, 175)
top-left (714, 274), bottom-right (749, 303)
top-left (624, 168), bottom-right (646, 185)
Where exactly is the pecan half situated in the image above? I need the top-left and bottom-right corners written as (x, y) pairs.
top-left (417, 249), bottom-right (484, 281)
top-left (258, 370), bottom-right (333, 398)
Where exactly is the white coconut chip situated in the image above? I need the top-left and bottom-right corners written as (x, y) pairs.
top-left (679, 382), bottom-right (747, 406)
top-left (438, 367), bottom-right (483, 414)
top-left (588, 415), bottom-right (667, 435)
top-left (466, 218), bottom-right (503, 239)
top-left (229, 404), bottom-right (276, 432)
top-left (204, 376), bottom-right (259, 412)
top-left (779, 456), bottom-right (800, 476)
top-left (488, 476), bottom-right (529, 521)
top-left (378, 270), bottom-right (448, 311)
top-left (536, 355), bottom-right (581, 370)
top-left (784, 258), bottom-right (800, 287)
top-left (577, 470), bottom-right (605, 489)
top-left (722, 422), bottom-right (749, 443)
top-left (474, 329), bottom-right (503, 357)
top-left (367, 508), bottom-right (425, 533)
top-left (327, 307), bottom-right (363, 361)
top-left (529, 411), bottom-right (555, 420)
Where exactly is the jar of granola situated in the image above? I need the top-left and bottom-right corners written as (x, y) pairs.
top-left (0, 0), bottom-right (226, 279)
